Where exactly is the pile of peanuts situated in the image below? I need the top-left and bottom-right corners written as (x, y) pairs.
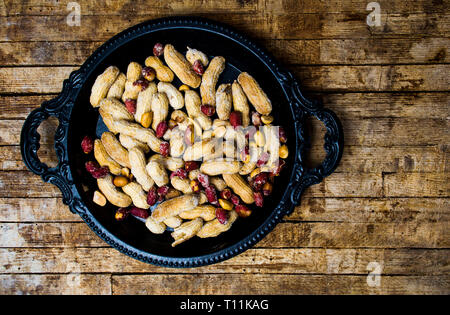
top-left (83, 43), bottom-right (288, 247)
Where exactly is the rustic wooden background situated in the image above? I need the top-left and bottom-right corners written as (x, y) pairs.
top-left (0, 0), bottom-right (449, 295)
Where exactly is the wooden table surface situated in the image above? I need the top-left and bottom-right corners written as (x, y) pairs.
top-left (0, 0), bottom-right (449, 295)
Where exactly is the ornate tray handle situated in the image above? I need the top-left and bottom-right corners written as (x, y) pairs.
top-left (281, 75), bottom-right (344, 215)
top-left (20, 69), bottom-right (88, 214)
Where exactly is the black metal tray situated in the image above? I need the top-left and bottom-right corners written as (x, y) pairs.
top-left (20, 17), bottom-right (343, 267)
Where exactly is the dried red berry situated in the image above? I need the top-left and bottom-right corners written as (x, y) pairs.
top-left (130, 207), bottom-right (149, 219)
top-left (215, 208), bottom-right (228, 224)
top-left (192, 60), bottom-right (205, 75)
top-left (205, 184), bottom-right (218, 205)
top-left (133, 79), bottom-right (149, 91)
top-left (147, 187), bottom-right (158, 206)
top-left (229, 111), bottom-right (242, 129)
top-left (115, 207), bottom-right (130, 221)
top-left (235, 204), bottom-right (252, 218)
top-left (230, 194), bottom-right (240, 206)
top-left (200, 104), bottom-right (215, 117)
top-left (251, 111), bottom-right (262, 127)
top-left (85, 161), bottom-right (100, 173)
top-left (170, 168), bottom-right (188, 179)
top-left (81, 136), bottom-right (94, 154)
top-left (124, 99), bottom-right (137, 115)
top-left (157, 185), bottom-right (170, 197)
top-left (91, 166), bottom-right (109, 179)
top-left (160, 141), bottom-right (170, 157)
top-left (85, 161), bottom-right (109, 179)
top-left (184, 161), bottom-right (200, 172)
top-left (197, 173), bottom-right (210, 188)
top-left (156, 121), bottom-right (168, 138)
top-left (256, 152), bottom-right (270, 167)
top-left (220, 188), bottom-right (232, 200)
top-left (142, 67), bottom-right (156, 81)
top-left (153, 43), bottom-right (164, 57)
top-left (254, 191), bottom-right (264, 207)
top-left (253, 172), bottom-right (268, 191)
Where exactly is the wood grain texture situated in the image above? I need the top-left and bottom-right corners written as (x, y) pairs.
top-left (0, 0), bottom-right (448, 295)
top-left (2, 65), bottom-right (449, 94)
top-left (1, 38), bottom-right (449, 66)
top-left (1, 247), bottom-right (448, 275)
top-left (1, 0), bottom-right (447, 16)
top-left (1, 221), bottom-right (447, 249)
top-left (0, 12), bottom-right (448, 41)
top-left (110, 274), bottom-right (449, 295)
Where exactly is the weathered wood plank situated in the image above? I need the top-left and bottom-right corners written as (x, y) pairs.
top-left (2, 93), bottom-right (448, 120)
top-left (111, 274), bottom-right (449, 294)
top-left (0, 95), bottom-right (58, 119)
top-left (1, 38), bottom-right (449, 66)
top-left (320, 92), bottom-right (450, 120)
top-left (292, 197), bottom-right (450, 223)
top-left (263, 0), bottom-right (449, 15)
top-left (292, 65), bottom-right (450, 92)
top-left (0, 274), bottom-right (111, 294)
top-left (258, 222), bottom-right (449, 248)
top-left (0, 145), bottom-right (59, 171)
top-left (2, 0), bottom-right (447, 16)
top-left (384, 172), bottom-right (450, 197)
top-left (0, 67), bottom-right (77, 94)
top-left (2, 65), bottom-right (448, 94)
top-left (307, 145), bottom-right (449, 174)
top-left (1, 247), bottom-right (448, 275)
top-left (1, 221), bottom-right (447, 248)
top-left (0, 197), bottom-right (79, 222)
top-left (0, 171), bottom-right (61, 198)
top-left (0, 0), bottom-right (261, 16)
top-left (305, 172), bottom-right (383, 197)
top-left (0, 13), bottom-right (448, 42)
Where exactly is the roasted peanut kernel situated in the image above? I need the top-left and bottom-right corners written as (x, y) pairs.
top-left (113, 176), bottom-right (129, 187)
top-left (190, 179), bottom-right (201, 193)
top-left (121, 167), bottom-right (130, 178)
top-left (142, 67), bottom-right (156, 81)
top-left (179, 84), bottom-right (190, 92)
top-left (168, 119), bottom-right (178, 130)
top-left (235, 204), bottom-right (252, 218)
top-left (218, 198), bottom-right (233, 210)
top-left (254, 130), bottom-right (265, 147)
top-left (141, 111), bottom-right (153, 129)
top-left (115, 207), bottom-right (130, 221)
top-left (262, 182), bottom-right (273, 196)
top-left (279, 144), bottom-right (289, 159)
top-left (93, 190), bottom-right (107, 206)
top-left (213, 125), bottom-right (226, 138)
top-left (261, 115), bottom-right (274, 125)
top-left (250, 167), bottom-right (262, 178)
